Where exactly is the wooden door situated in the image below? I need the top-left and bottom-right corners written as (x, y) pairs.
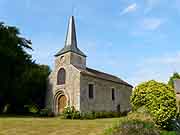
top-left (58, 95), bottom-right (67, 113)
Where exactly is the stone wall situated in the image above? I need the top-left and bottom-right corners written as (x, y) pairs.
top-left (46, 52), bottom-right (82, 114)
top-left (80, 74), bottom-right (132, 113)
top-left (46, 51), bottom-right (132, 114)
top-left (177, 94), bottom-right (180, 101)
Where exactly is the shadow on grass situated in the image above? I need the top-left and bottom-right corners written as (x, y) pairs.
top-left (0, 114), bottom-right (39, 118)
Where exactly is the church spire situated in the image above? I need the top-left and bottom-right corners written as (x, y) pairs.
top-left (65, 16), bottom-right (77, 48)
top-left (55, 16), bottom-right (86, 57)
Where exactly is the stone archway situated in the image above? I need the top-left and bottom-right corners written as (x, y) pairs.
top-left (53, 90), bottom-right (69, 115)
top-left (57, 95), bottom-right (67, 113)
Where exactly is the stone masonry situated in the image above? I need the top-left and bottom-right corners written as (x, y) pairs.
top-left (46, 16), bottom-right (133, 115)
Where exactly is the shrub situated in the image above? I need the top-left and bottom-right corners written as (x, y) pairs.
top-left (107, 118), bottom-right (160, 135)
top-left (104, 112), bottom-right (180, 135)
top-left (128, 112), bottom-right (154, 124)
top-left (80, 112), bottom-right (95, 119)
top-left (131, 80), bottom-right (177, 128)
top-left (72, 111), bottom-right (81, 119)
top-left (117, 120), bottom-right (160, 135)
top-left (167, 118), bottom-right (180, 133)
top-left (94, 112), bottom-right (122, 118)
top-left (62, 106), bottom-right (125, 119)
top-left (24, 103), bottom-right (39, 114)
top-left (39, 109), bottom-right (54, 117)
top-left (62, 106), bottom-right (75, 119)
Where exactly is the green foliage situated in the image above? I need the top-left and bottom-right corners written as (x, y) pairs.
top-left (80, 112), bottom-right (95, 119)
top-left (93, 111), bottom-right (123, 118)
top-left (62, 106), bottom-right (125, 119)
top-left (0, 22), bottom-right (32, 113)
top-left (168, 72), bottom-right (180, 88)
top-left (104, 112), bottom-right (179, 135)
top-left (127, 112), bottom-right (154, 123)
top-left (24, 104), bottom-right (39, 114)
top-left (39, 109), bottom-right (54, 117)
top-left (167, 118), bottom-right (180, 133)
top-left (131, 80), bottom-right (177, 128)
top-left (62, 106), bottom-right (75, 119)
top-left (19, 64), bottom-right (51, 110)
top-left (72, 111), bottom-right (81, 119)
top-left (62, 106), bottom-right (95, 119)
top-left (116, 119), bottom-right (160, 135)
top-left (105, 114), bottom-right (160, 135)
top-left (0, 22), bottom-right (50, 114)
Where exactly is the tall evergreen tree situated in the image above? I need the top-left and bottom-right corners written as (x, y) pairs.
top-left (0, 22), bottom-right (32, 113)
top-left (0, 22), bottom-right (50, 114)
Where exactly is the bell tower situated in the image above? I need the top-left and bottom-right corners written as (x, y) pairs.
top-left (54, 16), bottom-right (86, 69)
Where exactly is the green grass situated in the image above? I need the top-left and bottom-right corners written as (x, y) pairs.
top-left (0, 117), bottom-right (119, 135)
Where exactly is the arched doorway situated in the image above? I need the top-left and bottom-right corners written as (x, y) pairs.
top-left (57, 95), bottom-right (67, 113)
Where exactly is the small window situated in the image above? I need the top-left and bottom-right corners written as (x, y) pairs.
top-left (112, 88), bottom-right (115, 100)
top-left (88, 84), bottom-right (94, 99)
top-left (57, 68), bottom-right (66, 85)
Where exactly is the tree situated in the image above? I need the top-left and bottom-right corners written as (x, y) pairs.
top-left (19, 64), bottom-right (51, 109)
top-left (131, 80), bottom-right (177, 128)
top-left (168, 72), bottom-right (180, 88)
top-left (0, 22), bottom-right (32, 113)
top-left (0, 22), bottom-right (50, 114)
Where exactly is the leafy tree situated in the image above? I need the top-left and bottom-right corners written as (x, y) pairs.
top-left (0, 22), bottom-right (32, 113)
top-left (20, 64), bottom-right (51, 109)
top-left (0, 22), bottom-right (50, 114)
top-left (168, 72), bottom-right (180, 88)
top-left (131, 80), bottom-right (177, 128)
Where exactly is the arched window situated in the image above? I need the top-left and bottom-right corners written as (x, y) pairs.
top-left (57, 68), bottom-right (66, 85)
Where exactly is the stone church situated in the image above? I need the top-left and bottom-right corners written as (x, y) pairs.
top-left (46, 16), bottom-right (133, 115)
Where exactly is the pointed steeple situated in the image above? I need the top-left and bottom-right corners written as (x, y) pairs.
top-left (65, 16), bottom-right (77, 48)
top-left (55, 16), bottom-right (86, 57)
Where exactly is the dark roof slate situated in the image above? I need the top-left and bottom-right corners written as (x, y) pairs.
top-left (55, 45), bottom-right (86, 57)
top-left (75, 66), bottom-right (133, 88)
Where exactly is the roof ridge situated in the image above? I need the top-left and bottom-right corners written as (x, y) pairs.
top-left (86, 67), bottom-right (121, 79)
top-left (74, 66), bottom-right (133, 88)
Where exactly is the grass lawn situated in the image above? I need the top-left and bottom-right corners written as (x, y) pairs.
top-left (0, 117), bottom-right (119, 135)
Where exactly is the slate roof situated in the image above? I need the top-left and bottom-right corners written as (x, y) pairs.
top-left (55, 46), bottom-right (86, 57)
top-left (75, 66), bottom-right (133, 88)
top-left (55, 16), bottom-right (86, 57)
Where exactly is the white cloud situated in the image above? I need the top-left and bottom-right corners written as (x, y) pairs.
top-left (128, 51), bottom-right (180, 86)
top-left (120, 3), bottom-right (138, 15)
top-left (141, 18), bottom-right (164, 31)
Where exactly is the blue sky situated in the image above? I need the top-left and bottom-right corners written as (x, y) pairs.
top-left (1, 0), bottom-right (180, 85)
